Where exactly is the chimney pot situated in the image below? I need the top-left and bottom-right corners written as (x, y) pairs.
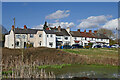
top-left (84, 30), bottom-right (86, 33)
top-left (46, 27), bottom-right (49, 30)
top-left (58, 26), bottom-right (61, 32)
top-left (24, 25), bottom-right (27, 29)
top-left (89, 30), bottom-right (92, 33)
top-left (12, 25), bottom-right (15, 30)
top-left (94, 31), bottom-right (97, 33)
top-left (78, 29), bottom-right (80, 32)
top-left (66, 27), bottom-right (70, 33)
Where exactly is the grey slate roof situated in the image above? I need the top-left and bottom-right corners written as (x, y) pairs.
top-left (13, 28), bottom-right (43, 34)
top-left (50, 28), bottom-right (70, 36)
top-left (70, 31), bottom-right (109, 39)
top-left (44, 30), bottom-right (55, 34)
top-left (70, 31), bottom-right (83, 37)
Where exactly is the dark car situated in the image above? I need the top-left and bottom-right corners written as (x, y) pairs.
top-left (94, 45), bottom-right (101, 48)
top-left (61, 45), bottom-right (72, 49)
top-left (102, 45), bottom-right (108, 48)
top-left (72, 44), bottom-right (83, 49)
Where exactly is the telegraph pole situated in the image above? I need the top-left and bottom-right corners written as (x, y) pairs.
top-left (14, 17), bottom-right (15, 27)
top-left (13, 17), bottom-right (15, 48)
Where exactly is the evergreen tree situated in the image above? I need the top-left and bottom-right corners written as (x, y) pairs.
top-left (43, 21), bottom-right (48, 30)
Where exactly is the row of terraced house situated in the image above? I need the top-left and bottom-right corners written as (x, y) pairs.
top-left (4, 23), bottom-right (109, 49)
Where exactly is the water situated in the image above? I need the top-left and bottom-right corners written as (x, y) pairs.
top-left (45, 64), bottom-right (119, 78)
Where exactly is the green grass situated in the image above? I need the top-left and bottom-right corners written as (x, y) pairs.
top-left (37, 64), bottom-right (71, 69)
top-left (62, 48), bottom-right (118, 59)
top-left (2, 71), bottom-right (12, 75)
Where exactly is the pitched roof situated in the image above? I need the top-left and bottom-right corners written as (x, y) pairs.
top-left (70, 31), bottom-right (109, 39)
top-left (50, 28), bottom-right (70, 36)
top-left (13, 28), bottom-right (43, 34)
top-left (70, 31), bottom-right (95, 38)
top-left (44, 30), bottom-right (55, 34)
top-left (70, 31), bottom-right (83, 37)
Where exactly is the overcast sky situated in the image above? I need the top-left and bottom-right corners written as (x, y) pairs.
top-left (2, 2), bottom-right (118, 32)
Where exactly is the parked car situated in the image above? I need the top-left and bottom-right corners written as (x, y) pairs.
top-left (102, 45), bottom-right (108, 48)
top-left (61, 45), bottom-right (72, 49)
top-left (72, 44), bottom-right (83, 49)
top-left (94, 45), bottom-right (101, 48)
top-left (111, 44), bottom-right (119, 48)
top-left (56, 46), bottom-right (61, 49)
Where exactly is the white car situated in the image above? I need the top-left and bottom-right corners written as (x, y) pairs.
top-left (111, 44), bottom-right (119, 48)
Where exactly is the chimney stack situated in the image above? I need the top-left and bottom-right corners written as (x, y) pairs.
top-left (94, 30), bottom-right (97, 33)
top-left (24, 25), bottom-right (27, 29)
top-left (58, 26), bottom-right (61, 32)
top-left (89, 30), bottom-right (92, 33)
top-left (46, 27), bottom-right (49, 30)
top-left (54, 26), bottom-right (56, 28)
top-left (84, 30), bottom-right (86, 33)
top-left (78, 29), bottom-right (80, 32)
top-left (12, 25), bottom-right (15, 30)
top-left (66, 27), bottom-right (70, 33)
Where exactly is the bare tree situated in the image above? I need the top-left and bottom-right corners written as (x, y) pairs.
top-left (97, 28), bottom-right (114, 39)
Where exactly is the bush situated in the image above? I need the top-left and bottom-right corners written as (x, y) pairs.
top-left (26, 43), bottom-right (33, 48)
top-left (85, 45), bottom-right (91, 49)
top-left (88, 43), bottom-right (93, 47)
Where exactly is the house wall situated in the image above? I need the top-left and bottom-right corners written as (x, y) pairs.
top-left (27, 31), bottom-right (44, 47)
top-left (46, 34), bottom-right (56, 48)
top-left (15, 34), bottom-right (27, 48)
top-left (4, 35), bottom-right (9, 47)
top-left (63, 36), bottom-right (71, 45)
top-left (5, 30), bottom-right (15, 48)
top-left (56, 36), bottom-right (70, 45)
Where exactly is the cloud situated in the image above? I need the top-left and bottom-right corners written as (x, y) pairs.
top-left (77, 15), bottom-right (112, 29)
top-left (49, 22), bottom-right (75, 28)
top-left (32, 24), bottom-right (43, 29)
top-left (32, 22), bottom-right (74, 29)
top-left (45, 10), bottom-right (70, 20)
top-left (102, 18), bottom-right (118, 30)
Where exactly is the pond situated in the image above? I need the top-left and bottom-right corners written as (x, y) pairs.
top-left (45, 64), bottom-right (119, 78)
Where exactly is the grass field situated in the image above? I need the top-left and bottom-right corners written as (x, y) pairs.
top-left (61, 48), bottom-right (119, 66)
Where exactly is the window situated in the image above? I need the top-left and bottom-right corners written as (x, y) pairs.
top-left (22, 35), bottom-right (25, 39)
top-left (39, 41), bottom-right (42, 46)
top-left (49, 42), bottom-right (53, 47)
top-left (85, 37), bottom-right (87, 40)
top-left (74, 37), bottom-right (77, 40)
top-left (50, 34), bottom-right (53, 37)
top-left (39, 34), bottom-right (42, 37)
top-left (30, 34), bottom-right (34, 38)
top-left (16, 35), bottom-right (21, 38)
top-left (47, 35), bottom-right (49, 37)
top-left (57, 36), bottom-right (61, 39)
top-left (15, 42), bottom-right (19, 46)
top-left (65, 37), bottom-right (68, 40)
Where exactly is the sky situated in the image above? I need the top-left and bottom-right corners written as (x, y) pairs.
top-left (2, 2), bottom-right (118, 32)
